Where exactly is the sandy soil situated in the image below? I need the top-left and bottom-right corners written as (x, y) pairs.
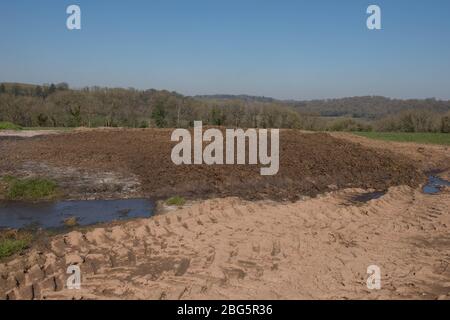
top-left (1, 184), bottom-right (449, 300)
top-left (0, 131), bottom-right (449, 300)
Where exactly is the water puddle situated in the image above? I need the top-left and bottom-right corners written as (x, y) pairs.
top-left (350, 191), bottom-right (386, 203)
top-left (423, 175), bottom-right (450, 194)
top-left (0, 199), bottom-right (154, 230)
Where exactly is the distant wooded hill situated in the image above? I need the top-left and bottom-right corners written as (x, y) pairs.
top-left (1, 82), bottom-right (449, 132)
top-left (197, 94), bottom-right (450, 120)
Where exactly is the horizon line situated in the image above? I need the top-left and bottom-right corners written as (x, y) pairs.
top-left (1, 80), bottom-right (450, 103)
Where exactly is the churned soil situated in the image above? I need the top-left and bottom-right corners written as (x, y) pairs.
top-left (0, 128), bottom-right (422, 201)
top-left (1, 185), bottom-right (450, 300)
top-left (1, 130), bottom-right (449, 300)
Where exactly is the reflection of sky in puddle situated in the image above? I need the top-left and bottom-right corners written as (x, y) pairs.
top-left (351, 191), bottom-right (386, 203)
top-left (423, 176), bottom-right (450, 194)
top-left (0, 199), bottom-right (154, 230)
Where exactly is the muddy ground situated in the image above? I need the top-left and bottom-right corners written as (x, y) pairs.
top-left (0, 129), bottom-right (423, 201)
top-left (0, 129), bottom-right (449, 300)
top-left (331, 132), bottom-right (450, 174)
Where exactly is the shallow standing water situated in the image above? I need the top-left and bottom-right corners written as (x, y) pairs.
top-left (0, 199), bottom-right (155, 230)
top-left (351, 191), bottom-right (386, 203)
top-left (423, 175), bottom-right (450, 194)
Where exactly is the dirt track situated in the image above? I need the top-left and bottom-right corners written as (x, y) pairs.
top-left (1, 130), bottom-right (449, 300)
top-left (0, 129), bottom-right (423, 201)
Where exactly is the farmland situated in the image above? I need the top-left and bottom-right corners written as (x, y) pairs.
top-left (353, 132), bottom-right (450, 146)
top-left (0, 129), bottom-right (449, 299)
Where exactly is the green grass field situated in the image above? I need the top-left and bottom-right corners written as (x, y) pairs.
top-left (353, 132), bottom-right (450, 145)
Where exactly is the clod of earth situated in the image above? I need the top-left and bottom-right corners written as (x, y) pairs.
top-left (63, 217), bottom-right (79, 228)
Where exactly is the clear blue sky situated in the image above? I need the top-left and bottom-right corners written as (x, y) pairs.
top-left (1, 0), bottom-right (450, 100)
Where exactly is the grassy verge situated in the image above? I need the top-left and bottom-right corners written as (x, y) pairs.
top-left (1, 176), bottom-right (58, 201)
top-left (0, 231), bottom-right (32, 260)
top-left (166, 196), bottom-right (186, 206)
top-left (353, 132), bottom-right (450, 146)
top-left (0, 121), bottom-right (22, 130)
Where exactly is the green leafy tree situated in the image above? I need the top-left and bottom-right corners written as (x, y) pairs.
top-left (37, 113), bottom-right (48, 126)
top-left (151, 102), bottom-right (167, 128)
top-left (139, 120), bottom-right (149, 128)
top-left (210, 107), bottom-right (225, 126)
top-left (68, 105), bottom-right (82, 127)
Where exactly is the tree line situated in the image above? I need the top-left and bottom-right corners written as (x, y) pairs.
top-left (288, 96), bottom-right (450, 120)
top-left (0, 82), bottom-right (449, 133)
